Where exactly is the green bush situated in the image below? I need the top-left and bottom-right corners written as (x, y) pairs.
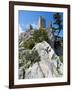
top-left (19, 50), bottom-right (31, 68)
top-left (23, 38), bottom-right (35, 49)
top-left (22, 29), bottom-right (49, 49)
top-left (19, 49), bottom-right (40, 69)
top-left (33, 29), bottom-right (49, 43)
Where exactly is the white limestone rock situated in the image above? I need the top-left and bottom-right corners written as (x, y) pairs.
top-left (24, 41), bottom-right (63, 79)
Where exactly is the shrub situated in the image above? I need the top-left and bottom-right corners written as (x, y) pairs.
top-left (23, 38), bottom-right (35, 49)
top-left (19, 49), bottom-right (41, 69)
top-left (22, 29), bottom-right (49, 49)
top-left (19, 50), bottom-right (31, 68)
top-left (33, 29), bottom-right (49, 43)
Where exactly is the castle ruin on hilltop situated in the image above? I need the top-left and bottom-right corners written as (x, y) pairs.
top-left (19, 16), bottom-right (63, 56)
top-left (19, 16), bottom-right (55, 47)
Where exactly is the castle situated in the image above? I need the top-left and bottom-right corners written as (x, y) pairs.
top-left (26, 16), bottom-right (52, 30)
top-left (38, 16), bottom-right (46, 29)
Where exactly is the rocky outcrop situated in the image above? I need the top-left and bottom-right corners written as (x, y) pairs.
top-left (19, 29), bottom-right (34, 44)
top-left (19, 41), bottom-right (63, 79)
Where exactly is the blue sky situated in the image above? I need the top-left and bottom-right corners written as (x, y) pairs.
top-left (18, 10), bottom-right (63, 37)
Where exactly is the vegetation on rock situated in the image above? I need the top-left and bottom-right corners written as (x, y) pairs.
top-left (18, 13), bottom-right (63, 79)
top-left (22, 38), bottom-right (35, 49)
top-left (19, 49), bottom-right (40, 70)
top-left (22, 28), bottom-right (49, 49)
top-left (33, 28), bottom-right (49, 43)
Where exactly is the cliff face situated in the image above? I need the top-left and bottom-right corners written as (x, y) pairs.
top-left (19, 41), bottom-right (63, 79)
top-left (19, 29), bottom-right (34, 44)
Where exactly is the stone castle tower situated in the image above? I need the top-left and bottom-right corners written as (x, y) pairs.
top-left (38, 16), bottom-right (46, 29)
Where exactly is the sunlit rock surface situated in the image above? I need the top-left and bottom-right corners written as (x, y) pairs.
top-left (23, 41), bottom-right (63, 79)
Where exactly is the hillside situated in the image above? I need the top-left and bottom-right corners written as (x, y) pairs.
top-left (18, 28), bottom-right (63, 79)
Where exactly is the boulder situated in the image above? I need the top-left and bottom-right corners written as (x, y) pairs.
top-left (24, 41), bottom-right (63, 79)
